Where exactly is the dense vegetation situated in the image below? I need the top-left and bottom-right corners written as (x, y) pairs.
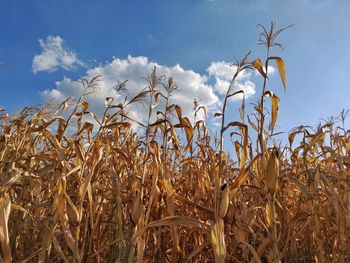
top-left (0, 22), bottom-right (349, 263)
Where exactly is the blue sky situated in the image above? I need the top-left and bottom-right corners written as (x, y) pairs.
top-left (0, 0), bottom-right (349, 135)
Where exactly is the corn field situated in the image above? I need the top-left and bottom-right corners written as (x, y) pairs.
top-left (0, 22), bottom-right (350, 263)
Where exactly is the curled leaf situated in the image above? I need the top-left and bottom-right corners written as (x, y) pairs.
top-left (252, 59), bottom-right (267, 78)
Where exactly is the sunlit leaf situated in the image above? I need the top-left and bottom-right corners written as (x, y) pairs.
top-left (264, 90), bottom-right (280, 133)
top-left (252, 58), bottom-right (267, 78)
top-left (269, 56), bottom-right (286, 92)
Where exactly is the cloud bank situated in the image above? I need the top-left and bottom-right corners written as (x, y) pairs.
top-left (41, 54), bottom-right (273, 127)
top-left (42, 56), bottom-right (218, 123)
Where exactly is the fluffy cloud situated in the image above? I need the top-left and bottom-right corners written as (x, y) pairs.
top-left (206, 61), bottom-right (256, 98)
top-left (41, 55), bottom-right (263, 128)
top-left (32, 36), bottom-right (84, 73)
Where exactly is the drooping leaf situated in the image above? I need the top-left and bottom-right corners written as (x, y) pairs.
top-left (149, 119), bottom-right (168, 128)
top-left (102, 121), bottom-right (131, 130)
top-left (247, 115), bottom-right (258, 132)
top-left (222, 121), bottom-right (248, 168)
top-left (264, 90), bottom-right (280, 133)
top-left (288, 131), bottom-right (297, 148)
top-left (240, 93), bottom-right (245, 123)
top-left (227, 90), bottom-right (244, 99)
top-left (230, 154), bottom-right (259, 195)
top-left (174, 105), bottom-right (183, 122)
top-left (154, 91), bottom-right (166, 104)
top-left (196, 105), bottom-right (207, 118)
top-left (270, 56), bottom-right (286, 92)
top-left (181, 117), bottom-right (194, 151)
top-left (252, 59), bottom-right (267, 78)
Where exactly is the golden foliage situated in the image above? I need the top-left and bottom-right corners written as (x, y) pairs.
top-left (0, 22), bottom-right (349, 263)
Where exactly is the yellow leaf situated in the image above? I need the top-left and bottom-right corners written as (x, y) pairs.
top-left (270, 56), bottom-right (286, 92)
top-left (181, 117), bottom-right (194, 151)
top-left (264, 91), bottom-right (280, 133)
top-left (230, 154), bottom-right (259, 197)
top-left (252, 59), bottom-right (267, 78)
top-left (222, 121), bottom-right (247, 168)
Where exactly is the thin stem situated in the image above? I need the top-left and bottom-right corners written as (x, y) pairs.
top-left (258, 47), bottom-right (270, 158)
top-left (216, 67), bottom-right (241, 219)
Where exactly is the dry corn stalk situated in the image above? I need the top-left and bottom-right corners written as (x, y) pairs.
top-left (0, 22), bottom-right (349, 263)
top-left (265, 147), bottom-right (279, 196)
top-left (0, 194), bottom-right (11, 263)
top-left (265, 148), bottom-right (280, 262)
top-left (210, 219), bottom-right (226, 263)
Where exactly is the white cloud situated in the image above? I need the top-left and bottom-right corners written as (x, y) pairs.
top-left (267, 65), bottom-right (275, 75)
top-left (32, 35), bottom-right (84, 73)
top-left (206, 61), bottom-right (255, 98)
top-left (41, 56), bottom-right (260, 129)
top-left (207, 61), bottom-right (250, 82)
top-left (42, 56), bottom-right (220, 127)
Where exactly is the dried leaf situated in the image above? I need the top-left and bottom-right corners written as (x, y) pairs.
top-left (264, 90), bottom-right (280, 133)
top-left (252, 58), bottom-right (267, 78)
top-left (269, 56), bottom-right (286, 92)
